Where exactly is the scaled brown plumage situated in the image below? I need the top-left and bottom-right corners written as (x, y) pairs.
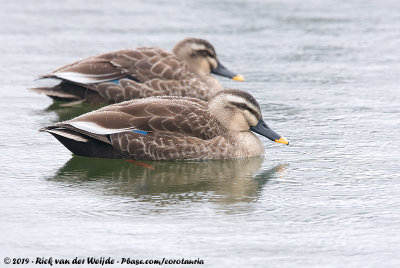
top-left (32, 38), bottom-right (243, 103)
top-left (41, 90), bottom-right (288, 160)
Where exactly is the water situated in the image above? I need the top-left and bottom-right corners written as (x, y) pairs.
top-left (1, 0), bottom-right (399, 267)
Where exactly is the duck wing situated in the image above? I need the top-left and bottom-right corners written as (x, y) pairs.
top-left (68, 96), bottom-right (220, 139)
top-left (117, 47), bottom-right (191, 82)
top-left (41, 97), bottom-right (227, 159)
top-left (41, 53), bottom-right (126, 84)
top-left (41, 47), bottom-right (190, 85)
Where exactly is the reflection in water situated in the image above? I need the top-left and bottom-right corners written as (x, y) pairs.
top-left (49, 156), bottom-right (287, 204)
top-left (45, 101), bottom-right (106, 122)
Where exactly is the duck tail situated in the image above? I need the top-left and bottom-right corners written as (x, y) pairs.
top-left (31, 82), bottom-right (107, 103)
top-left (30, 82), bottom-right (83, 102)
top-left (40, 125), bottom-right (123, 159)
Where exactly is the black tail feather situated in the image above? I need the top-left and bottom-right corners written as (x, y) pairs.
top-left (46, 130), bottom-right (123, 159)
top-left (31, 81), bottom-right (107, 103)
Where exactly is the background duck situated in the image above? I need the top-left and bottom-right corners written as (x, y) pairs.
top-left (32, 38), bottom-right (244, 104)
top-left (40, 89), bottom-right (288, 160)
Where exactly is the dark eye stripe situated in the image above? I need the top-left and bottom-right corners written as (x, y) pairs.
top-left (198, 49), bottom-right (215, 58)
top-left (229, 102), bottom-right (260, 118)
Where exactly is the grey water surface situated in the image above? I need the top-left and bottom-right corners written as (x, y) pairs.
top-left (1, 0), bottom-right (400, 267)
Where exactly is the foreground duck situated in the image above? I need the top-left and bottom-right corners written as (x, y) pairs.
top-left (32, 38), bottom-right (244, 104)
top-left (40, 89), bottom-right (288, 160)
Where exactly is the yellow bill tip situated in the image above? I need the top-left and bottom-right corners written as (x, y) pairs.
top-left (275, 137), bottom-right (289, 145)
top-left (232, 74), bottom-right (245, 81)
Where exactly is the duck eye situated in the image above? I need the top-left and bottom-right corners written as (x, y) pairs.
top-left (241, 104), bottom-right (249, 110)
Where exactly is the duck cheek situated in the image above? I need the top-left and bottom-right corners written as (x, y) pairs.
top-left (208, 58), bottom-right (218, 70)
top-left (247, 115), bottom-right (259, 128)
top-left (200, 59), bottom-right (211, 73)
top-left (229, 113), bottom-right (249, 131)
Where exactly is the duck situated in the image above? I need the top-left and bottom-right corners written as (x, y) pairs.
top-left (40, 89), bottom-right (288, 160)
top-left (32, 38), bottom-right (244, 104)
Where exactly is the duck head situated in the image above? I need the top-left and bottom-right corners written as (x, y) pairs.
top-left (208, 89), bottom-right (289, 145)
top-left (173, 38), bottom-right (244, 81)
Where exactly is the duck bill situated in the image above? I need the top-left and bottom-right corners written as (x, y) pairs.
top-left (211, 62), bottom-right (244, 81)
top-left (250, 119), bottom-right (289, 145)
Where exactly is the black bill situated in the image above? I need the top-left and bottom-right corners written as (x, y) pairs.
top-left (211, 62), bottom-right (244, 81)
top-left (250, 119), bottom-right (289, 145)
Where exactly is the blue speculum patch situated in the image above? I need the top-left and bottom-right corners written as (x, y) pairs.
top-left (109, 79), bottom-right (121, 84)
top-left (109, 77), bottom-right (135, 84)
top-left (131, 130), bottom-right (147, 135)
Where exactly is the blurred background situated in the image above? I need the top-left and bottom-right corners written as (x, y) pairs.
top-left (1, 0), bottom-right (399, 267)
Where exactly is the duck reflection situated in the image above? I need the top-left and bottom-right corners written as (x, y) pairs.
top-left (49, 156), bottom-right (286, 204)
top-left (45, 101), bottom-right (105, 122)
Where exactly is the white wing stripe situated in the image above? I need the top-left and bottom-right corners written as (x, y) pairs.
top-left (69, 121), bottom-right (136, 135)
top-left (55, 72), bottom-right (120, 84)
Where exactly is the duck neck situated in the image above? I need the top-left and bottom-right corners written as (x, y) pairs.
top-left (198, 73), bottom-right (223, 96)
top-left (227, 131), bottom-right (265, 158)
